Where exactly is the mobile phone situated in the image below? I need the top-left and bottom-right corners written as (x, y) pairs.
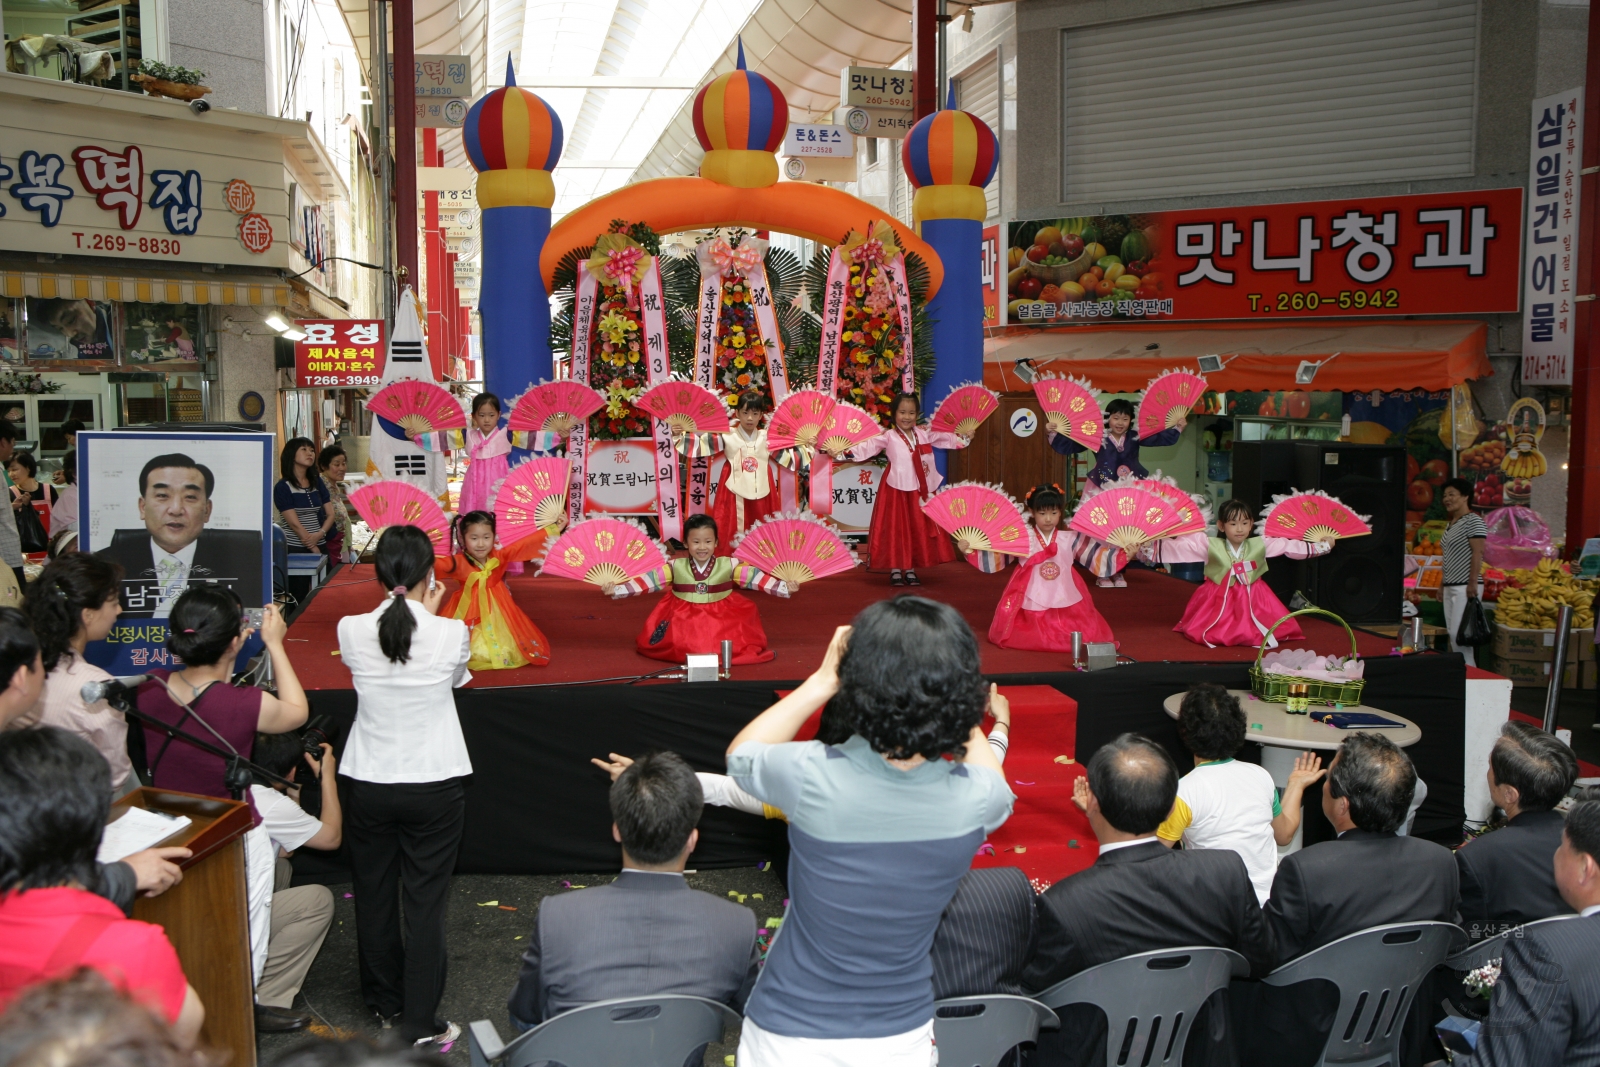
top-left (428, 572), bottom-right (437, 593)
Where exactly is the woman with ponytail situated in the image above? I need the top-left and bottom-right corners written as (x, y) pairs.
top-left (335, 524), bottom-right (471, 1049)
top-left (16, 553), bottom-right (132, 793)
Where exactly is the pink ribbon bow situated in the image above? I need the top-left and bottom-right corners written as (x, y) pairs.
top-left (710, 238), bottom-right (762, 277)
top-left (851, 238), bottom-right (887, 267)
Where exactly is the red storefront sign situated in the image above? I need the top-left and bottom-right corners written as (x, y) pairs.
top-left (981, 223), bottom-right (1002, 329)
top-left (1004, 188), bottom-right (1524, 325)
top-left (294, 320), bottom-right (384, 387)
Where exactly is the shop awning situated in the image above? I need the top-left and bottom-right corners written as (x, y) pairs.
top-left (982, 320), bottom-right (1491, 394)
top-left (0, 270), bottom-right (290, 307)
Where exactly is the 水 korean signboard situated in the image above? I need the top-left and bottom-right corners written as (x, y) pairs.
top-left (1520, 89), bottom-right (1584, 386)
top-left (0, 78), bottom-right (290, 268)
top-left (1004, 189), bottom-right (1523, 325)
top-left (295, 319), bottom-right (384, 387)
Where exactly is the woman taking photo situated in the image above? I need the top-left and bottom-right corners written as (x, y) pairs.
top-left (135, 586), bottom-right (309, 990)
top-left (1439, 477), bottom-right (1488, 666)
top-left (337, 524), bottom-right (471, 1049)
top-left (274, 437), bottom-right (334, 554)
top-left (726, 596), bottom-right (1014, 1067)
top-left (17, 554), bottom-right (131, 794)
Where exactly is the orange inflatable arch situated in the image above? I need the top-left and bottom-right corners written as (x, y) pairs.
top-left (541, 176), bottom-right (944, 298)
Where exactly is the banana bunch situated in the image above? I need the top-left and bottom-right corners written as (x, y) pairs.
top-left (1500, 446), bottom-right (1548, 479)
top-left (1498, 560), bottom-right (1597, 629)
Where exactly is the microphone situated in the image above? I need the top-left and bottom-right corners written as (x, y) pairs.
top-left (80, 674), bottom-right (155, 704)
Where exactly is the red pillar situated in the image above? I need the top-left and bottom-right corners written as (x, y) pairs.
top-left (1568, 12), bottom-right (1600, 557)
top-left (423, 128), bottom-right (446, 380)
top-left (391, 0), bottom-right (418, 288)
top-left (912, 0), bottom-right (937, 121)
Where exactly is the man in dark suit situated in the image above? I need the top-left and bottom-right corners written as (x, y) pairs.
top-left (1023, 734), bottom-right (1273, 1067)
top-left (1469, 794), bottom-right (1600, 1065)
top-left (1457, 720), bottom-right (1578, 937)
top-left (507, 751), bottom-right (759, 1033)
top-left (1236, 732), bottom-right (1460, 1067)
top-left (931, 865), bottom-right (1037, 999)
top-left (94, 453), bottom-right (263, 618)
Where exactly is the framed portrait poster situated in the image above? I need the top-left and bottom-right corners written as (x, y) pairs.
top-left (77, 430), bottom-right (274, 673)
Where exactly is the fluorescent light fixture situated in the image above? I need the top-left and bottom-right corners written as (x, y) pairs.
top-left (264, 315), bottom-right (290, 332)
top-left (281, 329), bottom-right (307, 342)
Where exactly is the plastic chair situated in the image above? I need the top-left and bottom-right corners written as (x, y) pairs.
top-left (467, 995), bottom-right (741, 1067)
top-left (1263, 921), bottom-right (1465, 1067)
top-left (1034, 947), bottom-right (1249, 1067)
top-left (933, 995), bottom-right (1060, 1067)
top-left (1444, 913), bottom-right (1578, 974)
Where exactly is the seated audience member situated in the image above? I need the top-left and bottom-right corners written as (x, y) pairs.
top-left (16, 554), bottom-right (134, 793)
top-left (931, 866), bottom-right (1038, 1000)
top-left (0, 605), bottom-right (188, 913)
top-left (1468, 792), bottom-right (1600, 1065)
top-left (247, 731), bottom-right (343, 1034)
top-left (1157, 684), bottom-right (1326, 904)
top-left (138, 588), bottom-right (309, 990)
top-left (1457, 720), bottom-right (1578, 935)
top-left (1023, 733), bottom-right (1272, 1067)
top-left (507, 751), bottom-right (758, 1032)
top-left (725, 600), bottom-right (1013, 1066)
top-left (1236, 732), bottom-right (1459, 1067)
top-left (0, 969), bottom-right (205, 1067)
top-left (0, 727), bottom-right (205, 1047)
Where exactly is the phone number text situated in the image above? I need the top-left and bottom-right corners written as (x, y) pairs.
top-left (71, 232), bottom-right (183, 256)
top-left (1246, 289), bottom-right (1401, 313)
top-left (301, 375), bottom-right (382, 386)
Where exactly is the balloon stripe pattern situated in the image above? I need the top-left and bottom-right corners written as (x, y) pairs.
top-left (464, 80), bottom-right (563, 173)
top-left (692, 44), bottom-right (787, 153)
top-left (902, 108), bottom-right (998, 190)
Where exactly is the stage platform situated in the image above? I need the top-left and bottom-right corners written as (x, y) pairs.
top-left (287, 560), bottom-right (1400, 690)
top-left (286, 558), bottom-right (1480, 891)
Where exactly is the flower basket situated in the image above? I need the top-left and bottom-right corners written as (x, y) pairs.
top-left (1248, 607), bottom-right (1366, 707)
top-left (131, 74), bottom-right (212, 101)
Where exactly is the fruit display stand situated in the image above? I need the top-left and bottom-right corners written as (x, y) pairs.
top-left (1483, 559), bottom-right (1598, 688)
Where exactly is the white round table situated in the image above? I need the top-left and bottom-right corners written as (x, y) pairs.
top-left (1162, 689), bottom-right (1422, 853)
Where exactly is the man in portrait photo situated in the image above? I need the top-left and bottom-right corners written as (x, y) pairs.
top-left (94, 453), bottom-right (264, 618)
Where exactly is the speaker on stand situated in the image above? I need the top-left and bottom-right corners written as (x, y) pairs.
top-left (1230, 441), bottom-right (1405, 625)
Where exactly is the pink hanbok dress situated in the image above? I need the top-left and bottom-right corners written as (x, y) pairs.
top-left (971, 527), bottom-right (1117, 650)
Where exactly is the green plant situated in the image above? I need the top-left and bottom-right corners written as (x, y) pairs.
top-left (137, 59), bottom-right (206, 85)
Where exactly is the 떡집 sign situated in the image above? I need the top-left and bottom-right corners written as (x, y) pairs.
top-left (783, 124), bottom-right (853, 157)
top-left (1521, 88), bottom-right (1584, 386)
top-left (1004, 188), bottom-right (1524, 324)
top-left (387, 55), bottom-right (473, 128)
top-left (294, 319), bottom-right (385, 387)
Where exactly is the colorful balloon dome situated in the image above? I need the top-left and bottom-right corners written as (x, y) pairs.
top-left (691, 40), bottom-right (787, 188)
top-left (463, 59), bottom-right (564, 208)
top-left (901, 97), bottom-right (998, 224)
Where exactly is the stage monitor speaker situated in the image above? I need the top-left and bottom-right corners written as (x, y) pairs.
top-left (1229, 440), bottom-right (1405, 625)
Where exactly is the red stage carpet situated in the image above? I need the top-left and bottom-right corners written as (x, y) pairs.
top-left (287, 561), bottom-right (1399, 690)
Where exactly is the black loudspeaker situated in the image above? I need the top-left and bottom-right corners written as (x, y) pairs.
top-left (1230, 441), bottom-right (1405, 624)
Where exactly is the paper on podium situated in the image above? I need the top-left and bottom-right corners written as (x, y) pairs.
top-left (98, 806), bottom-right (191, 863)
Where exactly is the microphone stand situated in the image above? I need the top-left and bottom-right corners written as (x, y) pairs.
top-left (99, 684), bottom-right (296, 796)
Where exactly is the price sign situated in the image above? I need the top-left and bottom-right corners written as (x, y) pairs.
top-left (294, 319), bottom-right (385, 388)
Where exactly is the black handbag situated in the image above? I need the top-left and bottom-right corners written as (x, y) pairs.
top-left (1456, 594), bottom-right (1492, 647)
top-left (11, 487), bottom-right (47, 554)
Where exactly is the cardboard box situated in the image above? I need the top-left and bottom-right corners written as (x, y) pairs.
top-left (1491, 624), bottom-right (1594, 663)
top-left (1486, 656), bottom-right (1595, 689)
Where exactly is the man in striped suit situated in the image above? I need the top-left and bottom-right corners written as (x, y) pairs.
top-left (1469, 794), bottom-right (1600, 1066)
top-left (931, 866), bottom-right (1038, 999)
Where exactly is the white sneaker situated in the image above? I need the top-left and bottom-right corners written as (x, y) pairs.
top-left (415, 1021), bottom-right (460, 1049)
top-left (1096, 577), bottom-right (1115, 588)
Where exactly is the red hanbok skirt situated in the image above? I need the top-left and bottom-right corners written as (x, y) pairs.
top-left (709, 464), bottom-right (780, 539)
top-left (1174, 578), bottom-right (1305, 648)
top-left (635, 591), bottom-right (775, 664)
top-left (989, 566), bottom-right (1117, 651)
top-left (867, 484), bottom-right (957, 572)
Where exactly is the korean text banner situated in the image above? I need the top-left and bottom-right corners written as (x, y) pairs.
top-left (1005, 189), bottom-right (1523, 325)
top-left (1521, 89), bottom-right (1584, 386)
top-left (295, 319), bottom-right (385, 387)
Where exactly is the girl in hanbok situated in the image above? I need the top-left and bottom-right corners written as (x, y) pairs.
top-left (434, 509), bottom-right (565, 669)
top-left (460, 392), bottom-right (525, 575)
top-left (602, 513), bottom-right (790, 665)
top-left (1172, 499), bottom-right (1333, 648)
top-left (831, 392), bottom-right (969, 587)
top-left (962, 485), bottom-right (1117, 650)
top-left (711, 392), bottom-right (780, 537)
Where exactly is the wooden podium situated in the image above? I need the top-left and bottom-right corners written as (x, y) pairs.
top-left (111, 787), bottom-right (257, 1066)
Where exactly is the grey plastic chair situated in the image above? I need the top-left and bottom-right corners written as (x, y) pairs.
top-left (1034, 947), bottom-right (1249, 1067)
top-left (1444, 913), bottom-right (1578, 974)
top-left (467, 995), bottom-right (742, 1067)
top-left (1263, 921), bottom-right (1465, 1067)
top-left (933, 995), bottom-right (1060, 1067)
